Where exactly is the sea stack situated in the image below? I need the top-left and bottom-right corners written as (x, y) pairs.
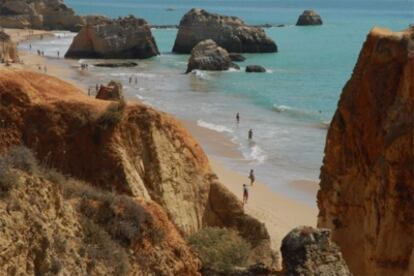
top-left (296, 10), bottom-right (323, 26)
top-left (65, 16), bottom-right (159, 59)
top-left (0, 0), bottom-right (85, 31)
top-left (318, 27), bottom-right (414, 275)
top-left (173, 8), bottom-right (277, 53)
top-left (186, 39), bottom-right (238, 73)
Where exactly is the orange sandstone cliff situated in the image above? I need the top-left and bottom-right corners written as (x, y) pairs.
top-left (318, 27), bottom-right (414, 275)
top-left (0, 69), bottom-right (275, 268)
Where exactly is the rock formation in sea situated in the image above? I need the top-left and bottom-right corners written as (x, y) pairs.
top-left (96, 81), bottom-right (124, 101)
top-left (296, 10), bottom-right (323, 26)
top-left (246, 65), bottom-right (266, 73)
top-left (65, 16), bottom-right (159, 59)
top-left (281, 226), bottom-right (351, 275)
top-left (173, 8), bottom-right (277, 54)
top-left (0, 0), bottom-right (85, 31)
top-left (229, 53), bottom-right (246, 62)
top-left (186, 39), bottom-right (239, 73)
top-left (318, 27), bottom-right (414, 275)
top-left (0, 29), bottom-right (17, 62)
top-left (0, 69), bottom-right (276, 270)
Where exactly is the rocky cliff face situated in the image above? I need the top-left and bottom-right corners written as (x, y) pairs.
top-left (281, 226), bottom-right (350, 275)
top-left (318, 27), bottom-right (414, 275)
top-left (65, 16), bottom-right (159, 59)
top-left (0, 30), bottom-right (17, 62)
top-left (0, 69), bottom-right (275, 268)
top-left (0, 0), bottom-right (84, 31)
top-left (173, 9), bottom-right (277, 54)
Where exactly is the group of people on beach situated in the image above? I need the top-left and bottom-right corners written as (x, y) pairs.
top-left (129, 76), bottom-right (138, 85)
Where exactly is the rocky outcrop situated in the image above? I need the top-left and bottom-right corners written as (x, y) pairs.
top-left (94, 62), bottom-right (138, 68)
top-left (229, 53), bottom-right (246, 62)
top-left (246, 65), bottom-right (266, 73)
top-left (186, 39), bottom-right (239, 73)
top-left (281, 226), bottom-right (350, 275)
top-left (318, 27), bottom-right (414, 275)
top-left (0, 0), bottom-right (84, 31)
top-left (0, 30), bottom-right (17, 62)
top-left (65, 16), bottom-right (159, 59)
top-left (0, 160), bottom-right (200, 275)
top-left (296, 10), bottom-right (323, 26)
top-left (0, 69), bottom-right (275, 269)
top-left (96, 81), bottom-right (124, 101)
top-left (173, 9), bottom-right (277, 53)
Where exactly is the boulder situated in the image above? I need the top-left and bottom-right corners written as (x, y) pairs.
top-left (173, 9), bottom-right (277, 53)
top-left (65, 16), bottom-right (160, 59)
top-left (0, 0), bottom-right (85, 31)
top-left (246, 65), bottom-right (266, 73)
top-left (318, 27), bottom-right (414, 275)
top-left (186, 39), bottom-right (239, 73)
top-left (281, 226), bottom-right (351, 275)
top-left (296, 10), bottom-right (323, 26)
top-left (229, 53), bottom-right (246, 62)
top-left (96, 81), bottom-right (124, 101)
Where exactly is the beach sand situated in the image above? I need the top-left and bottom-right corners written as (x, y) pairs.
top-left (5, 28), bottom-right (320, 255)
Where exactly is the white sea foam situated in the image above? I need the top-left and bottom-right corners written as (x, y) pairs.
top-left (191, 70), bottom-right (209, 80)
top-left (135, 94), bottom-right (144, 100)
top-left (197, 120), bottom-right (233, 133)
top-left (273, 104), bottom-right (293, 113)
top-left (243, 144), bottom-right (267, 164)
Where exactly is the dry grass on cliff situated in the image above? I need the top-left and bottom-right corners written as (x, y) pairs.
top-left (188, 227), bottom-right (251, 273)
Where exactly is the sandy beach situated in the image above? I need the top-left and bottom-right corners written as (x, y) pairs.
top-left (4, 28), bottom-right (319, 254)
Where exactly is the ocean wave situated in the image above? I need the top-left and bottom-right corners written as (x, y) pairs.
top-left (135, 94), bottom-right (144, 100)
top-left (197, 120), bottom-right (233, 133)
top-left (191, 70), bottom-right (209, 80)
top-left (243, 144), bottom-right (267, 164)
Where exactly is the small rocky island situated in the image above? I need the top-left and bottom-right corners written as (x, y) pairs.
top-left (296, 10), bottom-right (323, 26)
top-left (186, 39), bottom-right (239, 73)
top-left (65, 16), bottom-right (159, 59)
top-left (173, 9), bottom-right (277, 53)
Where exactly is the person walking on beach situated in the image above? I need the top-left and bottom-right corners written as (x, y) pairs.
top-left (249, 169), bottom-right (255, 186)
top-left (57, 51), bottom-right (60, 58)
top-left (248, 129), bottom-right (253, 140)
top-left (243, 184), bottom-right (249, 205)
top-left (29, 44), bottom-right (31, 50)
top-left (236, 112), bottom-right (240, 124)
top-left (129, 76), bottom-right (132, 84)
top-left (135, 77), bottom-right (138, 84)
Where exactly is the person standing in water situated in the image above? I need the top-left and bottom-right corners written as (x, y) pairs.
top-left (236, 112), bottom-right (240, 124)
top-left (243, 184), bottom-right (249, 205)
top-left (248, 129), bottom-right (253, 140)
top-left (249, 169), bottom-right (255, 186)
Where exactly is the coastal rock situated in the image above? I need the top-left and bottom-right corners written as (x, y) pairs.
top-left (318, 27), bottom-right (414, 275)
top-left (296, 10), bottom-right (323, 26)
top-left (229, 53), bottom-right (246, 62)
top-left (0, 69), bottom-right (275, 269)
top-left (173, 9), bottom-right (277, 53)
top-left (246, 65), bottom-right (266, 73)
top-left (65, 16), bottom-right (159, 59)
top-left (186, 39), bottom-right (238, 73)
top-left (96, 81), bottom-right (124, 101)
top-left (94, 62), bottom-right (138, 68)
top-left (0, 0), bottom-right (85, 31)
top-left (281, 226), bottom-right (351, 275)
top-left (0, 30), bottom-right (17, 62)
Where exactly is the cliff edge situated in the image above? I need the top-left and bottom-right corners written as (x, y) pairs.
top-left (318, 27), bottom-right (414, 275)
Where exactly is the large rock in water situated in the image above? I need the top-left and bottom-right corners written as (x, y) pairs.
top-left (65, 16), bottom-right (159, 59)
top-left (281, 226), bottom-right (351, 275)
top-left (173, 8), bottom-right (277, 53)
top-left (0, 0), bottom-right (85, 31)
top-left (186, 39), bottom-right (238, 73)
top-left (296, 10), bottom-right (323, 26)
top-left (318, 27), bottom-right (414, 275)
top-left (0, 69), bottom-right (276, 269)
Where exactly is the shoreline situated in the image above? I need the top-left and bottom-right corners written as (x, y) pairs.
top-left (5, 28), bottom-right (318, 253)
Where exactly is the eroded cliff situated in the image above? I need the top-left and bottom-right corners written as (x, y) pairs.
top-left (0, 69), bottom-right (275, 268)
top-left (318, 27), bottom-right (414, 275)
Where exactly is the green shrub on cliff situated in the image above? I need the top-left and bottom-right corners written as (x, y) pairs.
top-left (188, 227), bottom-right (251, 273)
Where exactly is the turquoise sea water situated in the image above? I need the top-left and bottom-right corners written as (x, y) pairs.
top-left (23, 1), bottom-right (413, 205)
